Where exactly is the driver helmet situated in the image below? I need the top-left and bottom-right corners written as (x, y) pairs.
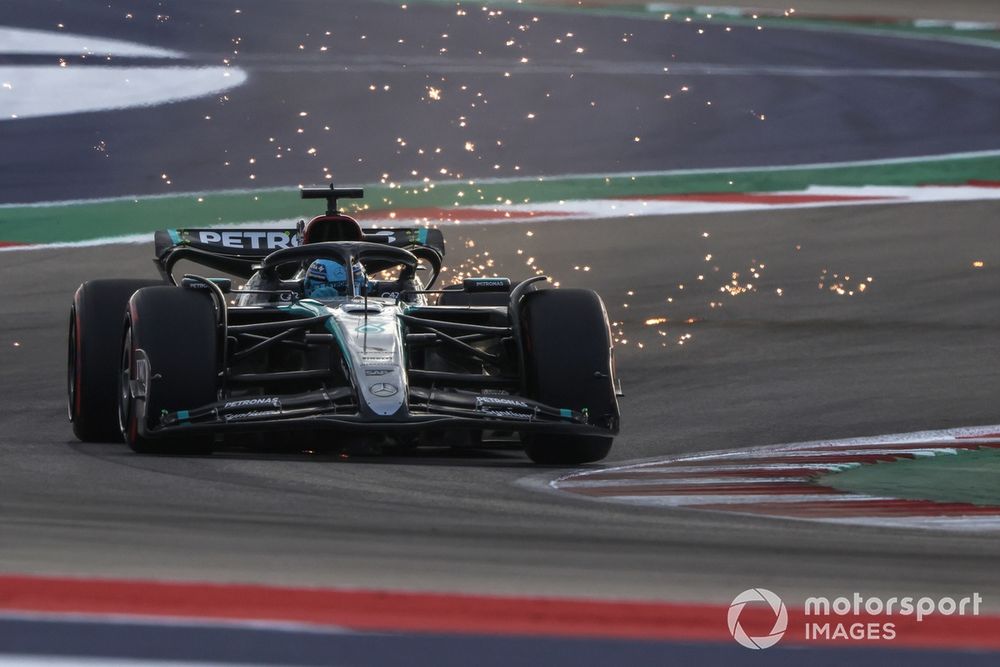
top-left (303, 259), bottom-right (367, 300)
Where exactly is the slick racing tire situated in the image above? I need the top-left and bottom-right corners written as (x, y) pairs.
top-left (119, 286), bottom-right (218, 455)
top-left (68, 278), bottom-right (163, 442)
top-left (520, 288), bottom-right (618, 465)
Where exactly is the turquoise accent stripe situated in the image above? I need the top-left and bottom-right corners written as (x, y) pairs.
top-left (283, 301), bottom-right (348, 367)
top-left (176, 410), bottom-right (190, 422)
top-left (559, 408), bottom-right (573, 419)
top-left (167, 229), bottom-right (181, 245)
top-left (418, 228), bottom-right (428, 244)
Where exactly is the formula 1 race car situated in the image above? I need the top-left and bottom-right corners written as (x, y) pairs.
top-left (68, 187), bottom-right (621, 464)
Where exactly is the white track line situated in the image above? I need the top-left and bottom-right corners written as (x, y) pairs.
top-left (0, 26), bottom-right (181, 58)
top-left (604, 494), bottom-right (886, 507)
top-left (1, 66), bottom-right (247, 121)
top-left (0, 219), bottom-right (300, 253)
top-left (5, 149), bottom-right (1000, 210)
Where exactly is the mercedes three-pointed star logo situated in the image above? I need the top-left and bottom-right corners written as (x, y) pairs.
top-left (369, 382), bottom-right (398, 397)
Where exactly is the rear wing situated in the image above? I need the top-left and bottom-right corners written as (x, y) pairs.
top-left (153, 226), bottom-right (445, 281)
top-left (153, 228), bottom-right (298, 261)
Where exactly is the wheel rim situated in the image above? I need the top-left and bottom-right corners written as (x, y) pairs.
top-left (118, 326), bottom-right (133, 439)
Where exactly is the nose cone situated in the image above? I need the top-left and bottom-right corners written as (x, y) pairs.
top-left (331, 304), bottom-right (407, 418)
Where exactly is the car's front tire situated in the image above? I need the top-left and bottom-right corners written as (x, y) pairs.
top-left (519, 288), bottom-right (618, 465)
top-left (119, 286), bottom-right (219, 455)
top-left (69, 279), bottom-right (163, 442)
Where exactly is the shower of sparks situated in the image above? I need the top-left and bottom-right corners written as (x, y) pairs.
top-left (818, 270), bottom-right (874, 297)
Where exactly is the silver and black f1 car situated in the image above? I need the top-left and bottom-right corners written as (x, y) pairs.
top-left (68, 187), bottom-right (621, 464)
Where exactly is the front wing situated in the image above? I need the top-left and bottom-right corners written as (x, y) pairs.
top-left (139, 387), bottom-right (612, 439)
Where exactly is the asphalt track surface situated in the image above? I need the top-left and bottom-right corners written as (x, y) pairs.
top-left (2, 200), bottom-right (999, 598)
top-left (3, 0), bottom-right (1000, 202)
top-left (0, 202), bottom-right (998, 664)
top-left (2, 1), bottom-right (1000, 664)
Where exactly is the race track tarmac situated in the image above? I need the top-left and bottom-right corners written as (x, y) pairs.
top-left (1, 200), bottom-right (998, 606)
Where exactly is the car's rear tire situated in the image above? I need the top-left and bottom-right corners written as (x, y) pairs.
top-left (520, 288), bottom-right (618, 465)
top-left (68, 279), bottom-right (163, 442)
top-left (119, 286), bottom-right (218, 455)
